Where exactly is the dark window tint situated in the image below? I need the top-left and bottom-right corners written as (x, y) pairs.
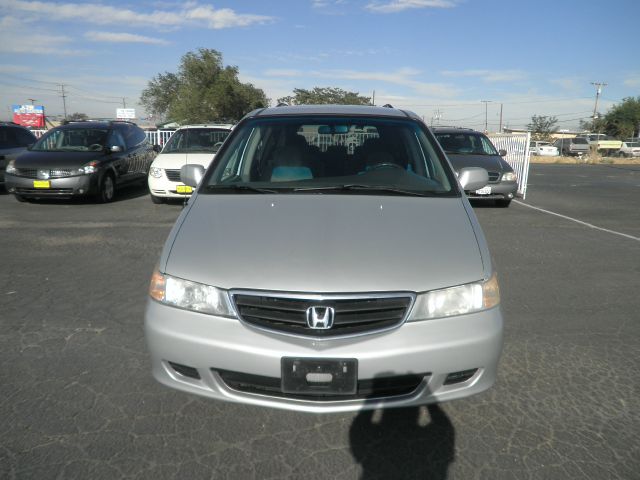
top-left (0, 127), bottom-right (18, 148)
top-left (15, 128), bottom-right (37, 146)
top-left (572, 138), bottom-right (588, 144)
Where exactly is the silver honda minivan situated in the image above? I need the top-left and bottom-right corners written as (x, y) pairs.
top-left (145, 105), bottom-right (503, 413)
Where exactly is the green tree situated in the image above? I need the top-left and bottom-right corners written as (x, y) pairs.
top-left (68, 112), bottom-right (88, 121)
top-left (602, 97), bottom-right (640, 139)
top-left (140, 49), bottom-right (268, 124)
top-left (278, 87), bottom-right (371, 105)
top-left (527, 115), bottom-right (558, 141)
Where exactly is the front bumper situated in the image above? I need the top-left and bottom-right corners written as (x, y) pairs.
top-left (148, 174), bottom-right (193, 199)
top-left (144, 299), bottom-right (503, 413)
top-left (5, 173), bottom-right (95, 198)
top-left (466, 181), bottom-right (518, 201)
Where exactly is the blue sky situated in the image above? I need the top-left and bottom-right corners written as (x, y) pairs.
top-left (1, 0), bottom-right (639, 130)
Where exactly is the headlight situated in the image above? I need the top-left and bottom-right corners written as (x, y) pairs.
top-left (6, 160), bottom-right (16, 174)
top-left (407, 271), bottom-right (500, 321)
top-left (149, 269), bottom-right (235, 317)
top-left (149, 167), bottom-right (163, 178)
top-left (73, 161), bottom-right (99, 175)
top-left (501, 172), bottom-right (517, 182)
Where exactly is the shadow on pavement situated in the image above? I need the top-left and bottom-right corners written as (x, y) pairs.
top-left (349, 380), bottom-right (455, 480)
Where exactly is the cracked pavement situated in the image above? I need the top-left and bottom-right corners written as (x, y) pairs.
top-left (1, 165), bottom-right (639, 479)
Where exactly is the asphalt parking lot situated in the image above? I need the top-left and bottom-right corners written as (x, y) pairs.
top-left (1, 163), bottom-right (639, 480)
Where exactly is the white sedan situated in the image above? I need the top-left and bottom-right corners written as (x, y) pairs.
top-left (148, 124), bottom-right (232, 203)
top-left (529, 141), bottom-right (559, 156)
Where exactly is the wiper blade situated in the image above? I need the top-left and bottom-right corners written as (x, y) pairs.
top-left (292, 184), bottom-right (435, 197)
top-left (206, 184), bottom-right (280, 194)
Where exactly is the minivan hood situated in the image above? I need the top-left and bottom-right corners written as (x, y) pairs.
top-left (446, 153), bottom-right (505, 172)
top-left (152, 153), bottom-right (215, 169)
top-left (14, 150), bottom-right (105, 168)
top-left (165, 194), bottom-right (485, 293)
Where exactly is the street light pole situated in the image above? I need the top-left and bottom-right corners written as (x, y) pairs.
top-left (481, 100), bottom-right (491, 133)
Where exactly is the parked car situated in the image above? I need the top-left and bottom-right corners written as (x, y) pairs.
top-left (0, 122), bottom-right (37, 186)
top-left (148, 124), bottom-right (233, 203)
top-left (552, 137), bottom-right (590, 156)
top-left (616, 141), bottom-right (640, 158)
top-left (144, 104), bottom-right (504, 413)
top-left (529, 141), bottom-right (558, 156)
top-left (4, 121), bottom-right (158, 202)
top-left (579, 133), bottom-right (622, 156)
top-left (433, 127), bottom-right (518, 207)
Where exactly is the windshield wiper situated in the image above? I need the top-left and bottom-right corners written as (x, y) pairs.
top-left (292, 184), bottom-right (437, 197)
top-left (205, 184), bottom-right (281, 194)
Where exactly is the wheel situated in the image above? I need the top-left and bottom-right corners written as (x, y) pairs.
top-left (150, 194), bottom-right (164, 204)
top-left (562, 149), bottom-right (569, 156)
top-left (13, 193), bottom-right (28, 203)
top-left (495, 199), bottom-right (511, 208)
top-left (96, 173), bottom-right (115, 203)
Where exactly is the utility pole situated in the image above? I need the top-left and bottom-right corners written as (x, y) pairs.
top-left (122, 97), bottom-right (127, 108)
top-left (371, 90), bottom-right (375, 106)
top-left (27, 98), bottom-right (37, 105)
top-left (591, 82), bottom-right (607, 130)
top-left (499, 103), bottom-right (503, 133)
top-left (481, 100), bottom-right (491, 133)
top-left (58, 84), bottom-right (68, 120)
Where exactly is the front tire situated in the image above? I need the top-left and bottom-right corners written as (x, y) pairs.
top-left (13, 193), bottom-right (28, 203)
top-left (150, 194), bottom-right (164, 204)
top-left (97, 173), bottom-right (115, 203)
top-left (495, 199), bottom-right (511, 208)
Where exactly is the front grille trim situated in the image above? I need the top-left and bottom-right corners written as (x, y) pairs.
top-left (214, 368), bottom-right (430, 401)
top-left (164, 169), bottom-right (182, 182)
top-left (230, 290), bottom-right (415, 340)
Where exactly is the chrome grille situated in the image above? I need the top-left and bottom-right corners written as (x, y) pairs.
top-left (165, 169), bottom-right (181, 181)
top-left (13, 168), bottom-right (73, 178)
top-left (232, 292), bottom-right (413, 337)
top-left (14, 168), bottom-right (37, 178)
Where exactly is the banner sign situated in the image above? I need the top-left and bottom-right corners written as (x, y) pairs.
top-left (12, 104), bottom-right (45, 128)
top-left (116, 108), bottom-right (136, 119)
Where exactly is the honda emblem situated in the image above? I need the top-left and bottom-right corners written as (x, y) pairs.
top-left (306, 306), bottom-right (335, 330)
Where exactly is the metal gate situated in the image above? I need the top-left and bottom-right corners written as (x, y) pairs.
top-left (487, 132), bottom-right (531, 199)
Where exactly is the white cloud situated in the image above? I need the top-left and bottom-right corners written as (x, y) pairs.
top-left (0, 15), bottom-right (84, 55)
top-left (440, 69), bottom-right (527, 83)
top-left (623, 74), bottom-right (640, 88)
top-left (366, 0), bottom-right (457, 13)
top-left (0, 0), bottom-right (274, 29)
top-left (84, 31), bottom-right (169, 45)
top-left (264, 66), bottom-right (460, 98)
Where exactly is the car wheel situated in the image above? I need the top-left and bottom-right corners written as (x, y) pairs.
top-left (495, 199), bottom-right (511, 208)
top-left (13, 193), bottom-right (29, 203)
top-left (97, 173), bottom-right (115, 203)
top-left (150, 194), bottom-right (164, 204)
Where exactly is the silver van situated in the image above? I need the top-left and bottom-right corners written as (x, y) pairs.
top-left (144, 105), bottom-right (504, 413)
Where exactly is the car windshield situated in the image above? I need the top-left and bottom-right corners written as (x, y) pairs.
top-left (32, 128), bottom-right (108, 152)
top-left (163, 128), bottom-right (231, 154)
top-left (203, 116), bottom-right (456, 196)
top-left (573, 138), bottom-right (589, 144)
top-left (435, 132), bottom-right (499, 155)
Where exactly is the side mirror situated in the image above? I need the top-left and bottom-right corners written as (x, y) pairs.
top-left (498, 149), bottom-right (507, 156)
top-left (458, 167), bottom-right (489, 191)
top-left (109, 145), bottom-right (123, 153)
top-left (27, 143), bottom-right (35, 150)
top-left (153, 144), bottom-right (162, 153)
top-left (181, 164), bottom-right (205, 187)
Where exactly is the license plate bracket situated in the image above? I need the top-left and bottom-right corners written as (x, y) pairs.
top-left (281, 357), bottom-right (357, 396)
top-left (475, 185), bottom-right (492, 195)
top-left (33, 180), bottom-right (50, 189)
top-left (176, 185), bottom-right (192, 194)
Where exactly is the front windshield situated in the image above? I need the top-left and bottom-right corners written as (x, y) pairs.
top-left (32, 128), bottom-right (108, 152)
top-left (163, 128), bottom-right (231, 154)
top-left (203, 116), bottom-right (456, 196)
top-left (435, 132), bottom-right (498, 155)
